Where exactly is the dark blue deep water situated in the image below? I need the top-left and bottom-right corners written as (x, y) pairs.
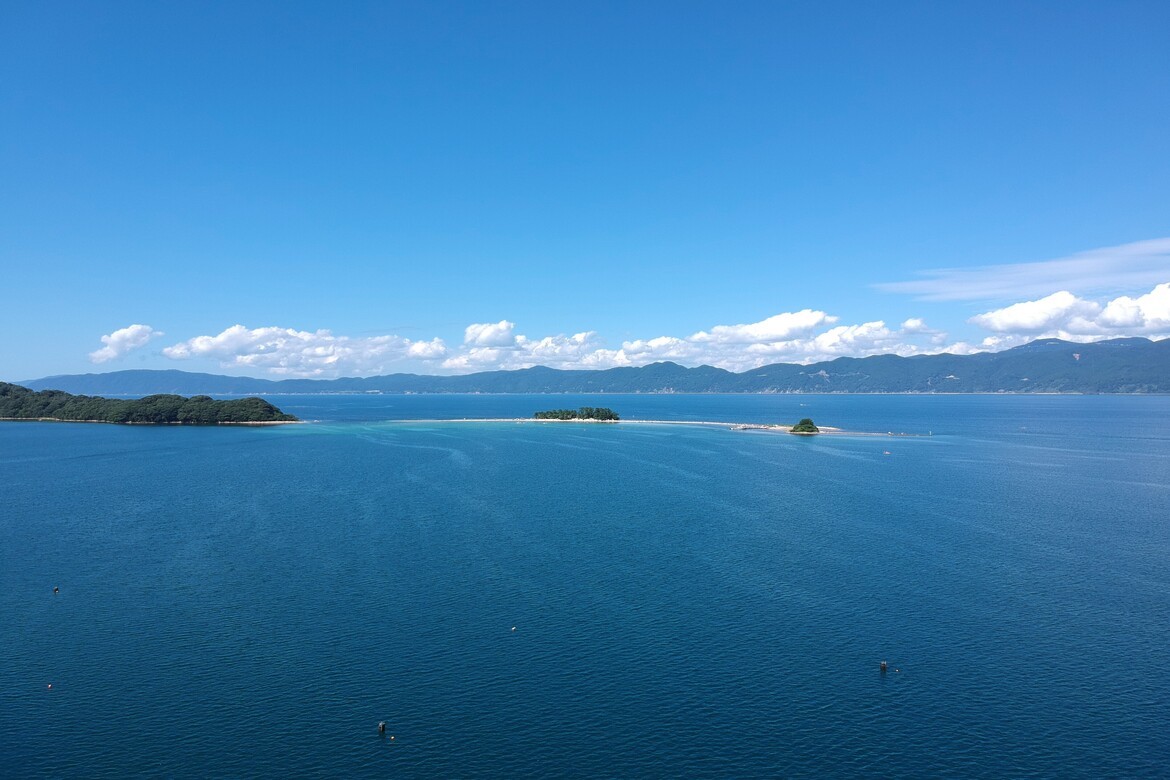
top-left (3, 395), bottom-right (1169, 777)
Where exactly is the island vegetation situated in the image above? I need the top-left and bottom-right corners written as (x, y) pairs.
top-left (534, 406), bottom-right (620, 421)
top-left (0, 382), bottom-right (298, 424)
top-left (790, 417), bottom-right (819, 434)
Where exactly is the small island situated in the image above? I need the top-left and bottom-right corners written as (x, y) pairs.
top-left (0, 382), bottom-right (298, 424)
top-left (534, 406), bottom-right (620, 421)
top-left (789, 417), bottom-right (820, 434)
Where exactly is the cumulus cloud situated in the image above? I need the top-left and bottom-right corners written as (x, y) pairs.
top-left (1098, 283), bottom-right (1170, 331)
top-left (442, 331), bottom-right (607, 371)
top-left (440, 347), bottom-right (508, 372)
top-left (877, 237), bottom-right (1170, 302)
top-left (163, 325), bottom-right (447, 376)
top-left (406, 338), bottom-right (448, 359)
top-left (463, 320), bottom-right (516, 347)
top-left (619, 336), bottom-right (701, 363)
top-left (517, 332), bottom-right (603, 364)
top-left (434, 312), bottom-right (967, 374)
top-left (429, 283), bottom-right (1167, 374)
top-left (691, 310), bottom-right (836, 344)
top-left (812, 321), bottom-right (905, 355)
top-left (89, 324), bottom-right (163, 363)
top-left (149, 281), bottom-right (1169, 378)
top-left (969, 291), bottom-right (1101, 333)
top-left (968, 283), bottom-right (1170, 343)
top-left (504, 314), bottom-right (952, 373)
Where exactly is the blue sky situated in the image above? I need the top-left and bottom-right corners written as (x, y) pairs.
top-left (2, 1), bottom-right (1168, 379)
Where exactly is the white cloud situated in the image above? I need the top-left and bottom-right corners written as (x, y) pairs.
top-left (566, 315), bottom-right (947, 373)
top-left (937, 340), bottom-right (993, 356)
top-left (438, 311), bottom-right (925, 374)
top-left (1098, 283), bottom-right (1170, 331)
top-left (518, 332), bottom-right (603, 364)
top-left (163, 325), bottom-right (447, 376)
top-left (691, 310), bottom-right (836, 344)
top-left (440, 347), bottom-right (507, 372)
top-left (441, 331), bottom-right (608, 371)
top-left (89, 324), bottom-right (163, 363)
top-left (150, 281), bottom-right (1170, 378)
top-left (969, 291), bottom-right (1101, 333)
top-left (968, 283), bottom-right (1170, 343)
top-left (620, 336), bottom-right (702, 362)
top-left (406, 338), bottom-right (448, 359)
top-left (876, 237), bottom-right (1170, 302)
top-left (463, 320), bottom-right (516, 347)
top-left (813, 321), bottom-right (904, 355)
top-left (973, 334), bottom-right (1034, 351)
top-left (436, 285), bottom-right (1169, 374)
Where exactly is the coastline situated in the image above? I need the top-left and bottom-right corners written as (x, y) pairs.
top-left (1, 415), bottom-right (930, 436)
top-left (356, 418), bottom-right (926, 436)
top-left (0, 417), bottom-right (302, 426)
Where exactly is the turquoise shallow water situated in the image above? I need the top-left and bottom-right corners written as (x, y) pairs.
top-left (3, 395), bottom-right (1169, 777)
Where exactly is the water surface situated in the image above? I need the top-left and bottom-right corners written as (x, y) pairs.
top-left (3, 395), bottom-right (1168, 777)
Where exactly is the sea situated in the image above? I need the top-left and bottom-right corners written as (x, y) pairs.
top-left (2, 394), bottom-right (1169, 778)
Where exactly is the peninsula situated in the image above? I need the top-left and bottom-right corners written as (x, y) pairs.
top-left (0, 382), bottom-right (298, 424)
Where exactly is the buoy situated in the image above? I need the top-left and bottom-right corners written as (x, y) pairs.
top-left (511, 626), bottom-right (516, 632)
top-left (53, 587), bottom-right (59, 594)
top-left (47, 684), bottom-right (52, 689)
top-left (390, 735), bottom-right (395, 741)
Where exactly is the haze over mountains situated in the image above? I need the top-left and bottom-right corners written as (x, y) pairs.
top-left (18, 338), bottom-right (1170, 396)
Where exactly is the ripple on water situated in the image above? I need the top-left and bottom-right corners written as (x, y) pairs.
top-left (3, 396), bottom-right (1170, 777)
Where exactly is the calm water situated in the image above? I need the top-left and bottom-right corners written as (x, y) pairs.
top-left (3, 395), bottom-right (1169, 777)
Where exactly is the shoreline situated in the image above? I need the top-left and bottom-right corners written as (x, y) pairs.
top-left (350, 418), bottom-right (926, 436)
top-left (1, 416), bottom-right (926, 436)
top-left (0, 417), bottom-right (302, 426)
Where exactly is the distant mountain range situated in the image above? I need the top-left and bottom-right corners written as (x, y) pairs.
top-left (17, 337), bottom-right (1170, 395)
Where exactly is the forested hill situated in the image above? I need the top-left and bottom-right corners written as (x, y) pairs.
top-left (0, 383), bottom-right (298, 424)
top-left (15, 337), bottom-right (1170, 395)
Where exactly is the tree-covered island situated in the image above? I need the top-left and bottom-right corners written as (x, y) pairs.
top-left (534, 407), bottom-right (620, 421)
top-left (0, 382), bottom-right (298, 424)
top-left (789, 417), bottom-right (820, 434)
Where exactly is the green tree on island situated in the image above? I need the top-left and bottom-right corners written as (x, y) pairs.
top-left (0, 382), bottom-right (298, 424)
top-left (790, 417), bottom-right (819, 433)
top-left (534, 407), bottom-right (620, 421)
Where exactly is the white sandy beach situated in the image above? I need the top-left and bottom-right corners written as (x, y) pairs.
top-left (357, 418), bottom-right (884, 434)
